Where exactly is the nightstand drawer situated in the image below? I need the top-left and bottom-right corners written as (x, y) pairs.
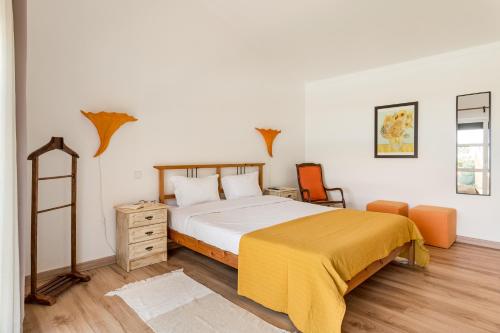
top-left (128, 209), bottom-right (167, 228)
top-left (130, 252), bottom-right (166, 271)
top-left (128, 237), bottom-right (167, 260)
top-left (281, 191), bottom-right (298, 200)
top-left (128, 223), bottom-right (167, 244)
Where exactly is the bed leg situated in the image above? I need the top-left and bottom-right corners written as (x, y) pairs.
top-left (408, 240), bottom-right (416, 266)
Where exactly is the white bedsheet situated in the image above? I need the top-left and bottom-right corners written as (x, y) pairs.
top-left (168, 195), bottom-right (335, 254)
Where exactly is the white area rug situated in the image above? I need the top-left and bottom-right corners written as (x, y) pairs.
top-left (106, 270), bottom-right (288, 333)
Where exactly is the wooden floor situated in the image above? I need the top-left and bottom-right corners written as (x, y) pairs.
top-left (24, 243), bottom-right (500, 333)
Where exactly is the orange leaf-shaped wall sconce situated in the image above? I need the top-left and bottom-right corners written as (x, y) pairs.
top-left (81, 110), bottom-right (138, 157)
top-left (256, 128), bottom-right (281, 157)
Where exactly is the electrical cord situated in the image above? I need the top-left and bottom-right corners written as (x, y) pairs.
top-left (98, 156), bottom-right (116, 254)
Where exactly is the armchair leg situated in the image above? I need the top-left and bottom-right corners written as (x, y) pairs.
top-left (337, 189), bottom-right (346, 208)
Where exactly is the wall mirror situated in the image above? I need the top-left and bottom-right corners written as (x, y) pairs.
top-left (456, 91), bottom-right (491, 195)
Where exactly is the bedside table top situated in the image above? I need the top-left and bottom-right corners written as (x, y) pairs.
top-left (266, 187), bottom-right (297, 192)
top-left (115, 202), bottom-right (167, 214)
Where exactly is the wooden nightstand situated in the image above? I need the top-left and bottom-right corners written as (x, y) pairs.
top-left (115, 203), bottom-right (168, 272)
top-left (265, 187), bottom-right (299, 200)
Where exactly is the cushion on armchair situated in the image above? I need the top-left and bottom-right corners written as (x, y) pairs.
top-left (297, 165), bottom-right (327, 201)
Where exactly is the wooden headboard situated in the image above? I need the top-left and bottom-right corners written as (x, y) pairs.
top-left (154, 163), bottom-right (265, 203)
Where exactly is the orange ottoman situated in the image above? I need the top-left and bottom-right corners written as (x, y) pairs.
top-left (409, 205), bottom-right (456, 248)
top-left (366, 200), bottom-right (409, 216)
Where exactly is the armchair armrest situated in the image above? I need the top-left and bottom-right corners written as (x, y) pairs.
top-left (299, 188), bottom-right (312, 202)
top-left (324, 187), bottom-right (346, 208)
top-left (324, 187), bottom-right (343, 193)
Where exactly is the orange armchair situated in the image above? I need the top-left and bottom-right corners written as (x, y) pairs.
top-left (296, 163), bottom-right (346, 208)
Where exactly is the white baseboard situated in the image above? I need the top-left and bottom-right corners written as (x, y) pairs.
top-left (456, 236), bottom-right (500, 250)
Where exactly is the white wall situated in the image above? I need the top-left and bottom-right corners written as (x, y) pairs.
top-left (306, 42), bottom-right (500, 242)
top-left (26, 0), bottom-right (305, 273)
top-left (25, 1), bottom-right (500, 273)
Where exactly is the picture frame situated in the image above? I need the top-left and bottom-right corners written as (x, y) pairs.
top-left (374, 101), bottom-right (418, 158)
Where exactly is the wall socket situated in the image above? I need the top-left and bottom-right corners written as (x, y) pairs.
top-left (134, 170), bottom-right (143, 179)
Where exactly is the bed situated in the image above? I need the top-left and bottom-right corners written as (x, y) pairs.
top-left (168, 195), bottom-right (333, 253)
top-left (154, 163), bottom-right (428, 333)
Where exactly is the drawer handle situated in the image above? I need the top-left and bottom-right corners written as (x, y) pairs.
top-left (145, 216), bottom-right (153, 220)
top-left (145, 246), bottom-right (154, 251)
top-left (145, 231), bottom-right (154, 236)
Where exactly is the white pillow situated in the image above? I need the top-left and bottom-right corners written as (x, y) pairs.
top-left (170, 175), bottom-right (220, 207)
top-left (221, 172), bottom-right (263, 200)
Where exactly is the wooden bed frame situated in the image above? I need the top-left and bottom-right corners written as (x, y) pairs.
top-left (154, 163), bottom-right (415, 295)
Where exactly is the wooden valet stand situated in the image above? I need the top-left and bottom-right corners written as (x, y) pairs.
top-left (25, 137), bottom-right (90, 306)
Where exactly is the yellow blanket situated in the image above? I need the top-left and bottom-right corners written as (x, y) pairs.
top-left (238, 209), bottom-right (428, 333)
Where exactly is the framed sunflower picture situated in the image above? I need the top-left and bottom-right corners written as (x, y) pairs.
top-left (374, 101), bottom-right (418, 158)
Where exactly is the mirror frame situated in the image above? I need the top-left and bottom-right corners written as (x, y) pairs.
top-left (455, 91), bottom-right (491, 196)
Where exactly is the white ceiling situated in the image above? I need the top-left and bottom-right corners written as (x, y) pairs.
top-left (200, 0), bottom-right (500, 80)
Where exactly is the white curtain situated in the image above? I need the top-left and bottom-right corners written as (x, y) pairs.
top-left (0, 0), bottom-right (21, 332)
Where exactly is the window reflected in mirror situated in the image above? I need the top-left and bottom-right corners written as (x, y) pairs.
top-left (456, 92), bottom-right (491, 195)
